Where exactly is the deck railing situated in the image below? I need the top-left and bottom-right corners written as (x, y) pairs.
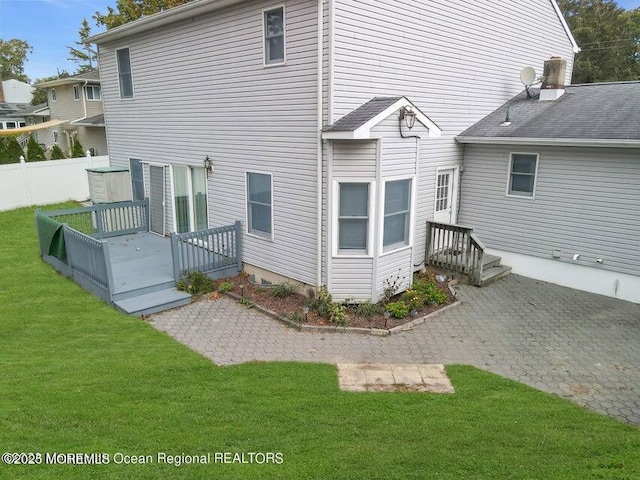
top-left (425, 221), bottom-right (485, 286)
top-left (43, 200), bottom-right (148, 239)
top-left (170, 221), bottom-right (242, 281)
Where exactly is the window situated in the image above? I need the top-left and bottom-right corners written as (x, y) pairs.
top-left (383, 179), bottom-right (411, 248)
top-left (5, 121), bottom-right (16, 129)
top-left (51, 89), bottom-right (56, 101)
top-left (19, 122), bottom-right (26, 128)
top-left (264, 6), bottom-right (285, 65)
top-left (338, 183), bottom-right (369, 253)
top-left (130, 158), bottom-right (145, 201)
top-left (435, 173), bottom-right (450, 212)
top-left (53, 131), bottom-right (59, 143)
top-left (508, 153), bottom-right (538, 197)
top-left (116, 47), bottom-right (134, 98)
top-left (85, 85), bottom-right (101, 101)
top-left (172, 166), bottom-right (208, 233)
top-left (73, 85), bottom-right (80, 100)
top-left (246, 172), bottom-right (272, 237)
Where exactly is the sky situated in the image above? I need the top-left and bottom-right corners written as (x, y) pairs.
top-left (1, 0), bottom-right (640, 83)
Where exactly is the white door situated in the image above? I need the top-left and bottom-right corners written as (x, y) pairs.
top-left (149, 165), bottom-right (166, 236)
top-left (433, 168), bottom-right (456, 225)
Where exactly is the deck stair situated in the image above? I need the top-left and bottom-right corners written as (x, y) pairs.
top-left (426, 221), bottom-right (511, 287)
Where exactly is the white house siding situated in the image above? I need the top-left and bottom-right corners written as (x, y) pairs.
top-left (458, 144), bottom-right (640, 278)
top-left (330, 0), bottom-right (575, 269)
top-left (98, 0), bottom-right (321, 285)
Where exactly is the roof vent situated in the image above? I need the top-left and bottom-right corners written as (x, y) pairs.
top-left (540, 56), bottom-right (567, 101)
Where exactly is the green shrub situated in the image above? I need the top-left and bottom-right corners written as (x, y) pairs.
top-left (217, 281), bottom-right (233, 293)
top-left (386, 302), bottom-right (409, 319)
top-left (4, 136), bottom-right (24, 163)
top-left (355, 301), bottom-right (383, 317)
top-left (49, 144), bottom-right (66, 160)
top-left (70, 136), bottom-right (85, 158)
top-left (412, 279), bottom-right (448, 305)
top-left (26, 135), bottom-right (45, 162)
top-left (271, 282), bottom-right (296, 298)
top-left (176, 271), bottom-right (215, 295)
top-left (285, 312), bottom-right (305, 324)
top-left (239, 297), bottom-right (254, 308)
top-left (308, 289), bottom-right (348, 326)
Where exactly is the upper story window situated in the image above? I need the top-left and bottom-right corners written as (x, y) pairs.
top-left (51, 89), bottom-right (57, 102)
top-left (383, 179), bottom-right (411, 249)
top-left (246, 172), bottom-right (273, 238)
top-left (73, 85), bottom-right (80, 101)
top-left (264, 6), bottom-right (285, 66)
top-left (5, 121), bottom-right (16, 129)
top-left (508, 153), bottom-right (538, 198)
top-left (85, 85), bottom-right (102, 101)
top-left (116, 47), bottom-right (134, 98)
top-left (338, 182), bottom-right (370, 255)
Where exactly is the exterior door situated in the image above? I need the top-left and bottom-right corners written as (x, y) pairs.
top-left (172, 166), bottom-right (208, 234)
top-left (149, 165), bottom-right (165, 236)
top-left (130, 158), bottom-right (145, 201)
top-left (434, 168), bottom-right (456, 224)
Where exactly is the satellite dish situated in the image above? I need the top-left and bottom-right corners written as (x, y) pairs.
top-left (520, 67), bottom-right (536, 87)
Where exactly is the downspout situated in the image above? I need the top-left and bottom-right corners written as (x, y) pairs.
top-left (316, 0), bottom-right (323, 290)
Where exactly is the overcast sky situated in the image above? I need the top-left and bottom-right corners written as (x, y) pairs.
top-left (1, 0), bottom-right (640, 83)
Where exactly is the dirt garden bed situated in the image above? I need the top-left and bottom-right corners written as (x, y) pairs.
top-left (200, 268), bottom-right (459, 333)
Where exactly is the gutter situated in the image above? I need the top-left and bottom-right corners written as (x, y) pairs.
top-left (454, 136), bottom-right (640, 148)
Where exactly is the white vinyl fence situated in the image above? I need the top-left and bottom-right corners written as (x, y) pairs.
top-left (0, 155), bottom-right (110, 211)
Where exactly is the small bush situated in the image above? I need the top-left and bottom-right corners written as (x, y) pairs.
top-left (271, 282), bottom-right (296, 298)
top-left (26, 135), bottom-right (45, 162)
top-left (176, 271), bottom-right (215, 295)
top-left (308, 289), bottom-right (349, 326)
top-left (50, 144), bottom-right (66, 160)
top-left (386, 302), bottom-right (409, 319)
top-left (412, 279), bottom-right (448, 305)
top-left (285, 312), bottom-right (305, 324)
top-left (217, 281), bottom-right (233, 293)
top-left (355, 301), bottom-right (383, 317)
top-left (70, 137), bottom-right (85, 158)
top-left (239, 297), bottom-right (254, 308)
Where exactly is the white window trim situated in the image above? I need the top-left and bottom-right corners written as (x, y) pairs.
top-left (506, 152), bottom-right (539, 199)
top-left (245, 170), bottom-right (274, 241)
top-left (262, 4), bottom-right (286, 68)
top-left (170, 165), bottom-right (209, 234)
top-left (332, 180), bottom-right (376, 258)
top-left (85, 85), bottom-right (102, 101)
top-left (51, 88), bottom-right (57, 102)
top-left (380, 175), bottom-right (415, 257)
top-left (433, 165), bottom-right (459, 221)
top-left (116, 46), bottom-right (135, 100)
top-left (73, 85), bottom-right (80, 101)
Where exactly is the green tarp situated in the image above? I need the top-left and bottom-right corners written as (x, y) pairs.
top-left (36, 213), bottom-right (66, 261)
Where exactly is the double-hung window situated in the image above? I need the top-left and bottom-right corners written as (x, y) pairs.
top-left (508, 153), bottom-right (538, 197)
top-left (73, 85), bottom-right (80, 101)
top-left (85, 85), bottom-right (101, 101)
top-left (383, 179), bottom-right (411, 249)
top-left (246, 172), bottom-right (272, 237)
top-left (51, 89), bottom-right (57, 102)
top-left (116, 47), bottom-right (134, 98)
top-left (338, 183), bottom-right (370, 254)
top-left (264, 6), bottom-right (285, 65)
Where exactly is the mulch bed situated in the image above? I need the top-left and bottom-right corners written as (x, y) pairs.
top-left (216, 270), bottom-right (456, 330)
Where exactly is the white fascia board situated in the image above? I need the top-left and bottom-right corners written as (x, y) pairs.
top-left (455, 136), bottom-right (640, 148)
top-left (550, 0), bottom-right (581, 53)
top-left (86, 0), bottom-right (244, 45)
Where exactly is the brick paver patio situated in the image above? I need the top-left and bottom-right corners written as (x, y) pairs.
top-left (151, 274), bottom-right (640, 425)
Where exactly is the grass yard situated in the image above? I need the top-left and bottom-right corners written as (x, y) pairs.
top-left (1, 203), bottom-right (639, 479)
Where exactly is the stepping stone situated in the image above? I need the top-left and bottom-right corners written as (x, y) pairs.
top-left (337, 363), bottom-right (455, 393)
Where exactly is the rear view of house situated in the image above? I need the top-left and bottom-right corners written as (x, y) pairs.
top-left (87, 0), bottom-right (580, 302)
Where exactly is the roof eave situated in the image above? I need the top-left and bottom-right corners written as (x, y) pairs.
top-left (550, 0), bottom-right (581, 53)
top-left (455, 136), bottom-right (640, 148)
top-left (86, 0), bottom-right (245, 45)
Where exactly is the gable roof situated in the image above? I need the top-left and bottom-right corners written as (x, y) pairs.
top-left (322, 96), bottom-right (441, 140)
top-left (456, 82), bottom-right (640, 148)
top-left (37, 70), bottom-right (101, 88)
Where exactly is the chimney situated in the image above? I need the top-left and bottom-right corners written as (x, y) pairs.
top-left (540, 56), bottom-right (567, 101)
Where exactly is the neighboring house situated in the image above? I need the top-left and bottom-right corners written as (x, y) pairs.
top-left (36, 70), bottom-right (107, 156)
top-left (0, 79), bottom-right (32, 132)
top-left (87, 0), bottom-right (580, 302)
top-left (456, 74), bottom-right (640, 303)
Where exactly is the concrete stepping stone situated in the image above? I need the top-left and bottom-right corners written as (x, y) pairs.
top-left (337, 363), bottom-right (455, 393)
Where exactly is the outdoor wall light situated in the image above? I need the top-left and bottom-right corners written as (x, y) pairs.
top-left (203, 155), bottom-right (213, 176)
top-left (400, 106), bottom-right (417, 129)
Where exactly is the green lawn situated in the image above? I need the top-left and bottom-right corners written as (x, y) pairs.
top-left (1, 204), bottom-right (639, 479)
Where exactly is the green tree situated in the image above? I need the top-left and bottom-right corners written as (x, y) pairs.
top-left (50, 144), bottom-right (66, 160)
top-left (26, 135), bottom-right (46, 162)
top-left (70, 136), bottom-right (85, 158)
top-left (68, 19), bottom-right (97, 73)
top-left (0, 39), bottom-right (32, 82)
top-left (5, 136), bottom-right (25, 163)
top-left (94, 0), bottom-right (189, 29)
top-left (31, 71), bottom-right (71, 106)
top-left (559, 0), bottom-right (640, 83)
top-left (0, 138), bottom-right (8, 164)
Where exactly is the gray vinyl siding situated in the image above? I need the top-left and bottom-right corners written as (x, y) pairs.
top-left (376, 251), bottom-right (412, 301)
top-left (458, 145), bottom-right (640, 277)
top-left (75, 127), bottom-right (108, 157)
top-left (331, 0), bottom-right (575, 135)
top-left (48, 84), bottom-right (86, 121)
top-left (99, 0), bottom-right (320, 285)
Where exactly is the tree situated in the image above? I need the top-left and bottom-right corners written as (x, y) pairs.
top-left (70, 136), bottom-right (85, 158)
top-left (0, 39), bottom-right (32, 82)
top-left (50, 144), bottom-right (66, 160)
top-left (68, 19), bottom-right (97, 74)
top-left (26, 135), bottom-right (46, 162)
top-left (94, 0), bottom-right (189, 29)
top-left (5, 137), bottom-right (25, 163)
top-left (0, 138), bottom-right (8, 164)
top-left (559, 0), bottom-right (640, 83)
top-left (31, 71), bottom-right (71, 106)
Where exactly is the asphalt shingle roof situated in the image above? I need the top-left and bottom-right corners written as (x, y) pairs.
top-left (458, 82), bottom-right (640, 141)
top-left (323, 97), bottom-right (403, 132)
